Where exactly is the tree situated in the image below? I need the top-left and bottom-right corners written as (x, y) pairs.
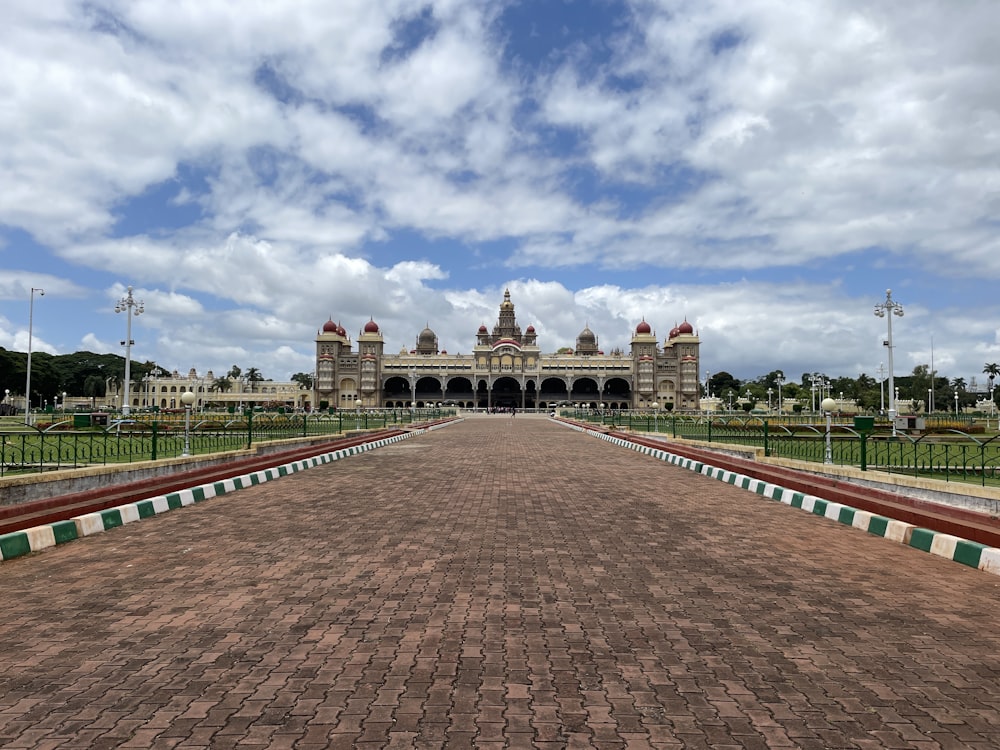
top-left (984, 363), bottom-right (999, 394)
top-left (212, 377), bottom-right (233, 393)
top-left (708, 371), bottom-right (740, 397)
top-left (291, 372), bottom-right (315, 389)
top-left (244, 367), bottom-right (264, 393)
top-left (83, 375), bottom-right (105, 408)
top-left (228, 365), bottom-right (242, 381)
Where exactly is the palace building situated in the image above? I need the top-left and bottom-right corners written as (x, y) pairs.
top-left (315, 290), bottom-right (701, 412)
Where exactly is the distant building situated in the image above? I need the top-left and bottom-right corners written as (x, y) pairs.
top-left (315, 290), bottom-right (701, 411)
top-left (109, 367), bottom-right (309, 412)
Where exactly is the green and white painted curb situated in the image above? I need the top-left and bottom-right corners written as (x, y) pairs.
top-left (1, 421), bottom-right (459, 565)
top-left (556, 420), bottom-right (1000, 577)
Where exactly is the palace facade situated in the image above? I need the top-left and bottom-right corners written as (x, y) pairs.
top-left (315, 290), bottom-right (701, 412)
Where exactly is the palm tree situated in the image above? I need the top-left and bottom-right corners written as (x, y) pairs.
top-left (984, 363), bottom-right (999, 393)
top-left (212, 377), bottom-right (233, 393)
top-left (244, 367), bottom-right (263, 393)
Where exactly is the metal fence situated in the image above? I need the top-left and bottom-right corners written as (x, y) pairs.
top-left (573, 411), bottom-right (1000, 487)
top-left (0, 408), bottom-right (448, 476)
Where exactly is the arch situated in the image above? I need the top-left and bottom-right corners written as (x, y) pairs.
top-left (444, 376), bottom-right (474, 402)
top-left (383, 376), bottom-right (411, 400)
top-left (570, 377), bottom-right (599, 402)
top-left (416, 376), bottom-right (443, 402)
top-left (603, 377), bottom-right (631, 400)
top-left (490, 376), bottom-right (522, 409)
top-left (523, 379), bottom-right (537, 409)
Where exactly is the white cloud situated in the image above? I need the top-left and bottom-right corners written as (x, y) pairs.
top-left (2, 0), bottom-right (1000, 387)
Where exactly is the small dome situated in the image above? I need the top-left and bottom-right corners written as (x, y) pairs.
top-left (364, 319), bottom-right (380, 333)
top-left (337, 323), bottom-right (347, 337)
top-left (322, 318), bottom-right (338, 333)
top-left (418, 326), bottom-right (436, 343)
top-left (636, 320), bottom-right (652, 334)
top-left (669, 325), bottom-right (680, 339)
top-left (526, 325), bottom-right (535, 333)
top-left (478, 324), bottom-right (488, 333)
top-left (678, 319), bottom-right (694, 335)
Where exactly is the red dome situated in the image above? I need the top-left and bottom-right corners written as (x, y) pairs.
top-left (669, 325), bottom-right (680, 339)
top-left (364, 319), bottom-right (379, 333)
top-left (636, 320), bottom-right (652, 334)
top-left (526, 325), bottom-right (535, 333)
top-left (337, 323), bottom-right (347, 336)
top-left (678, 319), bottom-right (694, 335)
top-left (322, 318), bottom-right (338, 333)
top-left (478, 324), bottom-right (488, 333)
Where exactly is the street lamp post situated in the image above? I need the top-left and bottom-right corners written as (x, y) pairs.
top-left (955, 389), bottom-right (959, 416)
top-left (180, 390), bottom-right (195, 457)
top-left (651, 401), bottom-right (659, 434)
top-left (24, 287), bottom-right (44, 425)
top-left (876, 362), bottom-right (886, 414)
top-left (821, 397), bottom-right (836, 464)
top-left (115, 286), bottom-right (144, 418)
top-left (874, 289), bottom-right (904, 429)
top-left (776, 376), bottom-right (784, 415)
top-left (767, 388), bottom-right (773, 412)
top-left (355, 398), bottom-right (362, 424)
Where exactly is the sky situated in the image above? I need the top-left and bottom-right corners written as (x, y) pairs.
top-left (2, 0), bottom-right (1000, 393)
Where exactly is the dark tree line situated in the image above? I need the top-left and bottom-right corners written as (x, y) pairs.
top-left (708, 366), bottom-right (998, 413)
top-left (0, 347), bottom-right (162, 409)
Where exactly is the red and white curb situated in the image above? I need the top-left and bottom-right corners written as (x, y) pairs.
top-left (1, 421), bottom-right (460, 564)
top-left (558, 420), bottom-right (1000, 577)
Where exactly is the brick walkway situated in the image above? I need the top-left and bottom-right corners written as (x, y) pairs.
top-left (2, 416), bottom-right (999, 749)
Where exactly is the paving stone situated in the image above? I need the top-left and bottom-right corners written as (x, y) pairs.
top-left (1, 416), bottom-right (1000, 747)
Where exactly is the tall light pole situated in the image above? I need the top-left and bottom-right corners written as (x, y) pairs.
top-left (874, 289), bottom-right (903, 426)
top-left (180, 390), bottom-right (195, 456)
top-left (24, 287), bottom-right (44, 425)
top-left (651, 401), bottom-right (659, 434)
top-left (767, 388), bottom-right (773, 412)
top-left (876, 362), bottom-right (886, 414)
top-left (776, 375), bottom-right (784, 415)
top-left (954, 389), bottom-right (959, 416)
top-left (821, 397), bottom-right (836, 464)
top-left (114, 286), bottom-right (144, 417)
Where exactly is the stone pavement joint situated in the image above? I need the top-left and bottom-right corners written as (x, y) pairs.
top-left (1, 416), bottom-right (999, 749)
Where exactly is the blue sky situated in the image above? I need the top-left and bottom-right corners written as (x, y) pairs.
top-left (2, 0), bottom-right (1000, 392)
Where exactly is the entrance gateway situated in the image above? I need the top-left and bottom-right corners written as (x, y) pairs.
top-left (314, 290), bottom-right (701, 412)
